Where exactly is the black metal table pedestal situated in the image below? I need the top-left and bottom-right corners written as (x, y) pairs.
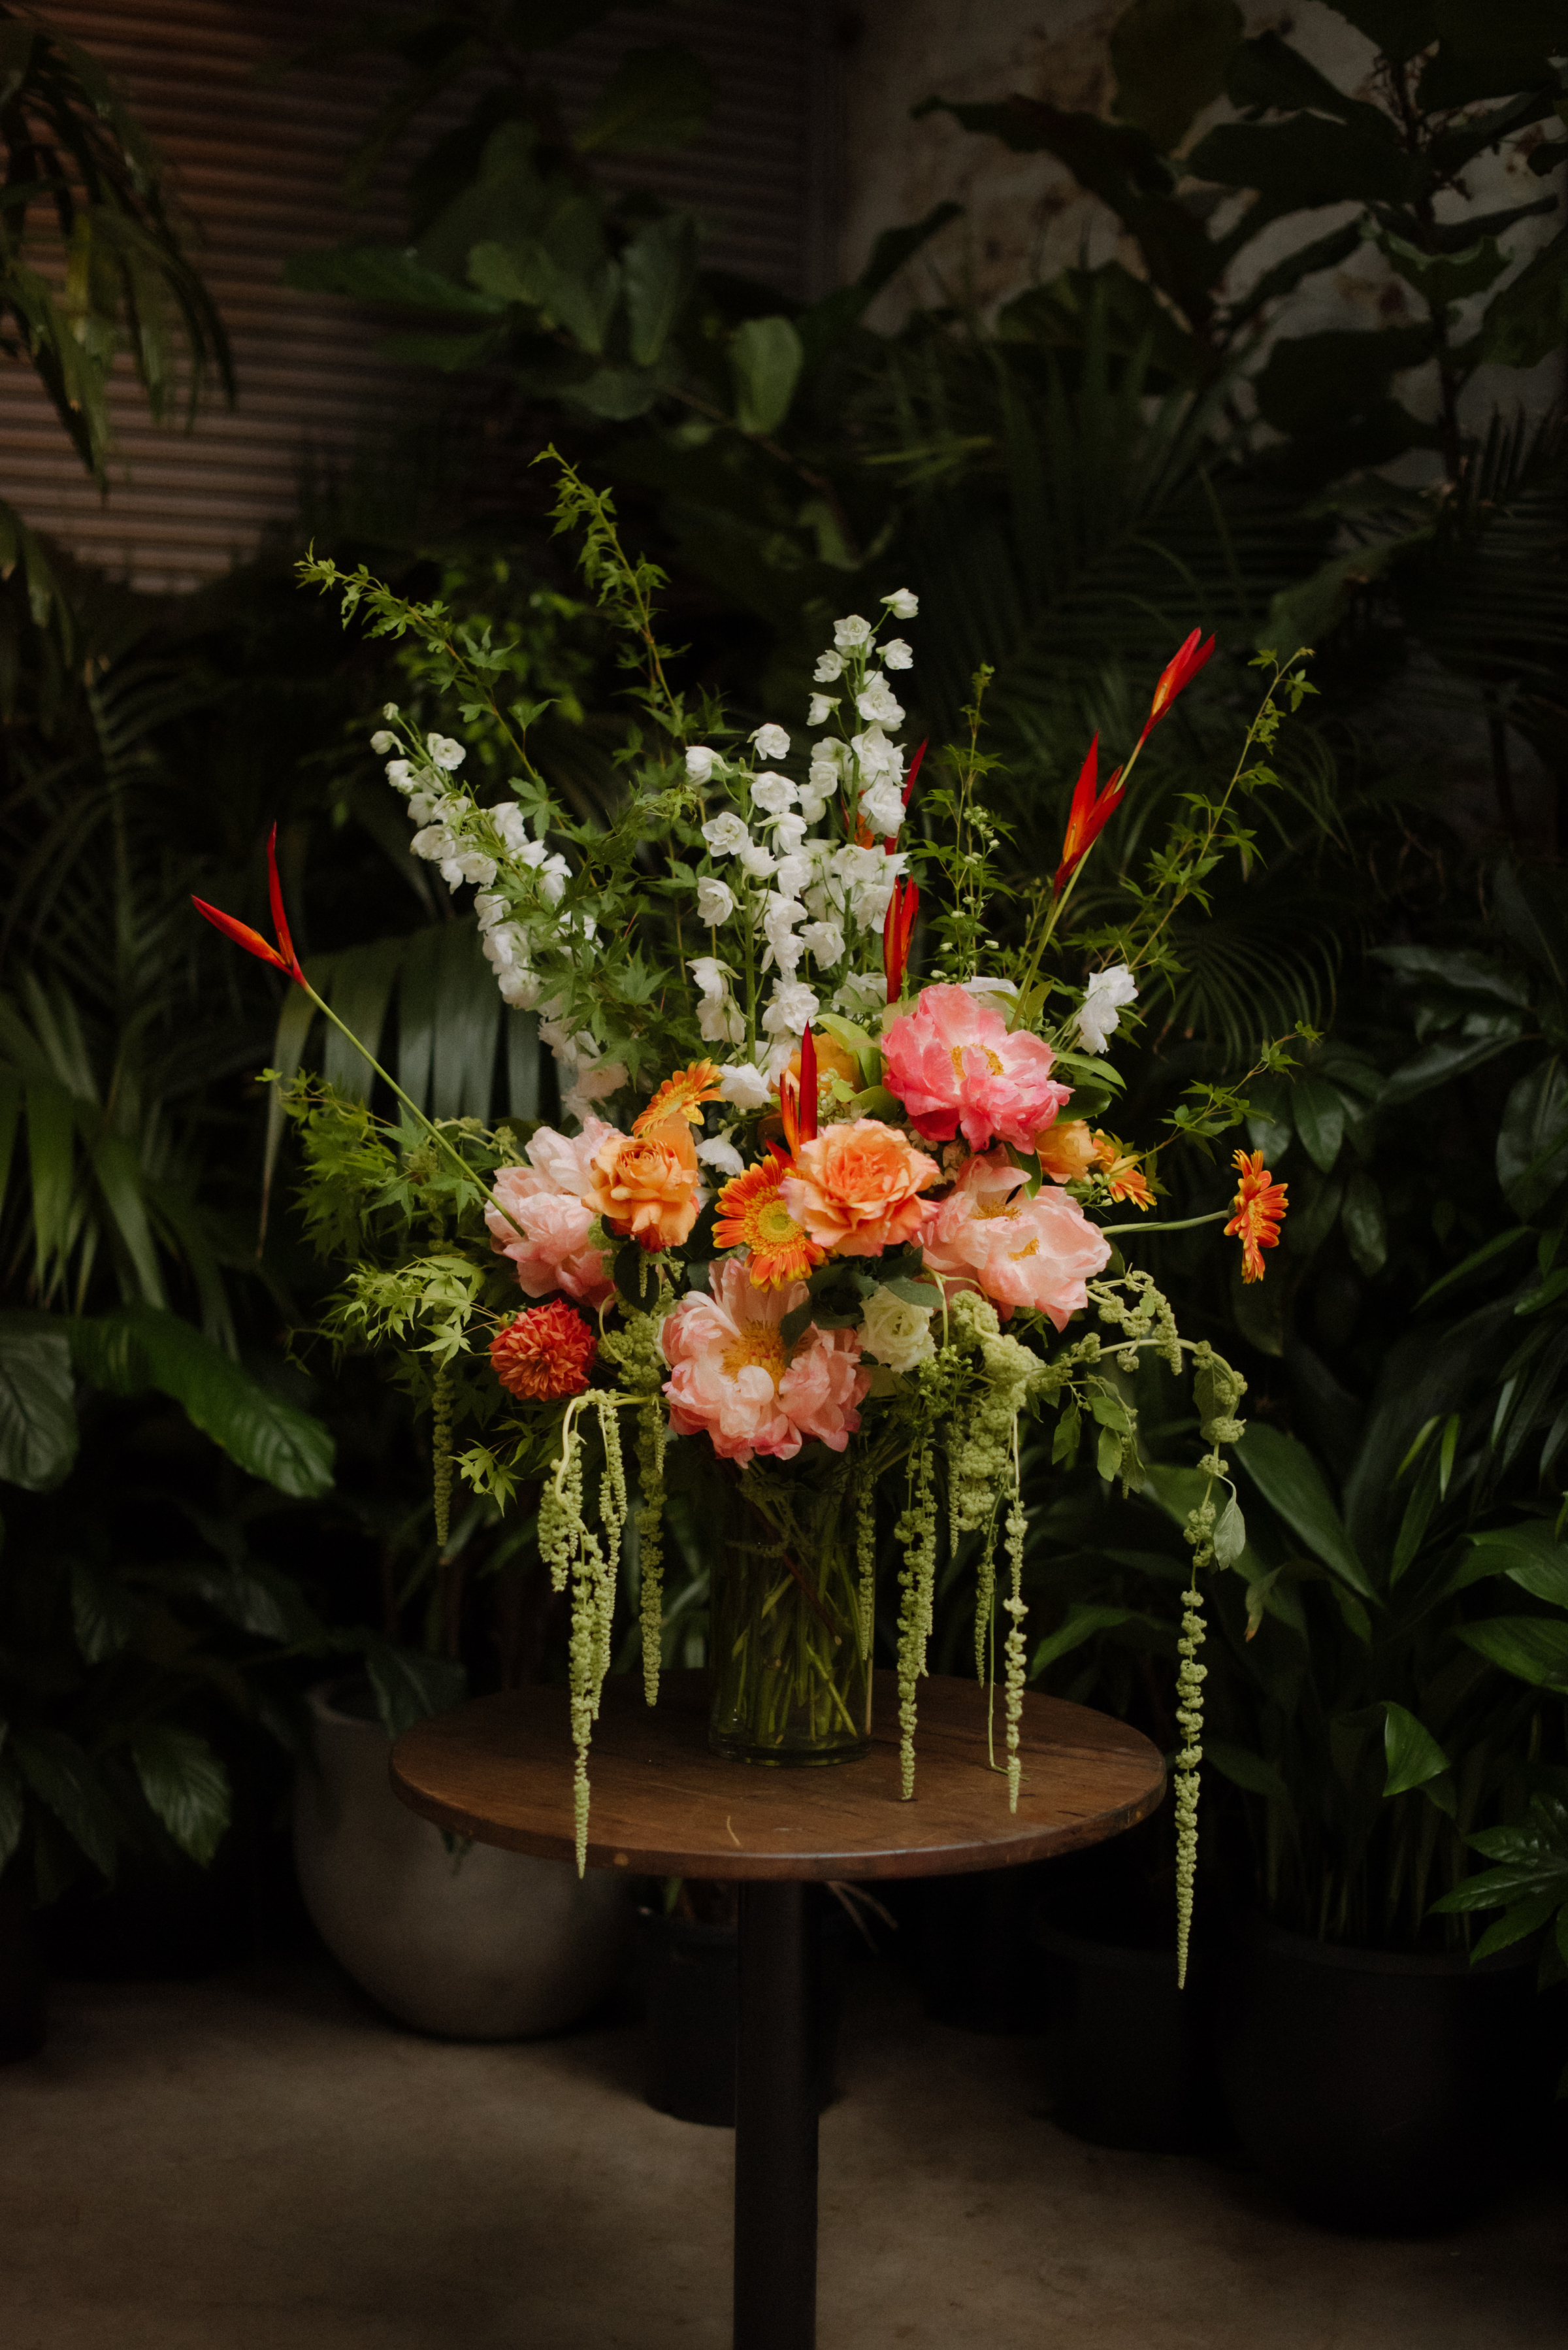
top-left (734, 1880), bottom-right (817, 2350)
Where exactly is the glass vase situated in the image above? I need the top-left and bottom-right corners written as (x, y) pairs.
top-left (705, 1455), bottom-right (874, 1766)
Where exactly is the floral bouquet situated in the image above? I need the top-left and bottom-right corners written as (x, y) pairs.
top-left (197, 460), bottom-right (1301, 1978)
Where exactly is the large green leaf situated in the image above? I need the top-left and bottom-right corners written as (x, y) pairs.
top-left (1382, 1700), bottom-right (1450, 1796)
top-left (1189, 115), bottom-right (1413, 207)
top-left (1110, 0), bottom-right (1243, 154)
top-left (10, 1727), bottom-right (116, 1878)
top-left (1463, 1521), bottom-right (1568, 1609)
top-left (1459, 1615), bottom-right (1568, 1689)
top-left (1480, 229), bottom-right (1568, 370)
top-left (1029, 1601), bottom-right (1161, 1676)
top-left (282, 243), bottom-right (504, 314)
top-left (1290, 1072), bottom-right (1345, 1171)
top-left (363, 1640), bottom-right (468, 1742)
top-left (574, 42), bottom-right (714, 154)
top-left (730, 316), bottom-right (803, 437)
top-left (67, 1308), bottom-right (334, 1498)
top-left (0, 1316), bottom-right (78, 1490)
top-left (69, 1557), bottom-right (140, 1663)
top-left (622, 212), bottom-right (696, 368)
top-left (131, 1723), bottom-right (231, 1865)
top-left (1233, 1425), bottom-right (1378, 1600)
top-left (1497, 1058), bottom-right (1568, 1218)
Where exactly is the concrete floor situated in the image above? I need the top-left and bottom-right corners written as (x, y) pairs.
top-left (1, 1958), bottom-right (1563, 2350)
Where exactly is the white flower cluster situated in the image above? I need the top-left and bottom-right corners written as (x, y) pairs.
top-left (683, 588), bottom-right (919, 1078)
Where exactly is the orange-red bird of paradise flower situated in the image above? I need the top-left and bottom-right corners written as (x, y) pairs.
top-left (1053, 735), bottom-right (1125, 898)
top-left (191, 825), bottom-right (305, 984)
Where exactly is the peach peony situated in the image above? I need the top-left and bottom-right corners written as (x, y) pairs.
top-left (780, 1119), bottom-right (941, 1258)
top-left (1036, 1117), bottom-right (1098, 1184)
top-left (883, 984), bottom-right (1071, 1152)
top-left (661, 1259), bottom-right (870, 1465)
top-left (487, 1116), bottom-right (621, 1308)
top-left (588, 1117), bottom-right (701, 1253)
top-left (923, 1149), bottom-right (1111, 1328)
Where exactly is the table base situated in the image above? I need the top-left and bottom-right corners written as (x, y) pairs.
top-left (735, 1881), bottom-right (818, 2350)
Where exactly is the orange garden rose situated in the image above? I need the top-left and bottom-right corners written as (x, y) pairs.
top-left (781, 1119), bottom-right (941, 1257)
top-left (588, 1118), bottom-right (701, 1253)
top-left (1225, 1149), bottom-right (1288, 1282)
top-left (1036, 1118), bottom-right (1098, 1184)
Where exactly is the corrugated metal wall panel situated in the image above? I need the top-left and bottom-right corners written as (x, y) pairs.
top-left (0, 0), bottom-right (834, 592)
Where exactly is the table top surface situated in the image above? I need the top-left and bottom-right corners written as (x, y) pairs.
top-left (390, 1670), bottom-right (1165, 1882)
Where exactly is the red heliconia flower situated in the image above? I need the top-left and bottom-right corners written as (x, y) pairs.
top-left (1138, 627), bottom-right (1215, 747)
top-left (490, 1299), bottom-right (598, 1401)
top-left (779, 1025), bottom-right (820, 1158)
top-left (883, 873), bottom-right (919, 1001)
top-left (191, 825), bottom-right (306, 984)
top-left (1051, 735), bottom-right (1126, 899)
top-left (884, 736), bottom-right (928, 855)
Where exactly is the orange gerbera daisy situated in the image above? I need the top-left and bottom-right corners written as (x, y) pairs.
top-left (634, 1059), bottom-right (725, 1135)
top-left (714, 1151), bottom-right (826, 1289)
top-left (1092, 1130), bottom-right (1155, 1211)
top-left (1224, 1149), bottom-right (1288, 1283)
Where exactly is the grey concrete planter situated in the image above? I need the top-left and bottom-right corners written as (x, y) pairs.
top-left (294, 1678), bottom-right (630, 2039)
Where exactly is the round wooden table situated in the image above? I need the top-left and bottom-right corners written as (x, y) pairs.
top-left (393, 1668), bottom-right (1164, 2350)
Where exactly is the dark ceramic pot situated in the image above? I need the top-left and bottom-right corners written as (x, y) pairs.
top-left (1031, 1915), bottom-right (1221, 2153)
top-left (0, 1872), bottom-right (46, 2062)
top-left (1218, 1915), bottom-right (1545, 2233)
top-left (640, 1904), bottom-right (838, 2127)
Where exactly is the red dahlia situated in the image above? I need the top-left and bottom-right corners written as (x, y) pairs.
top-left (490, 1299), bottom-right (597, 1401)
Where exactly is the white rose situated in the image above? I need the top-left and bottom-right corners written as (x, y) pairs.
top-left (813, 650), bottom-right (844, 683)
top-left (737, 840), bottom-right (777, 880)
top-left (718, 1061), bottom-right (773, 1110)
top-left (702, 813), bottom-right (750, 857)
top-left (860, 1285), bottom-right (936, 1373)
top-left (686, 745), bottom-right (721, 784)
top-left (696, 1134), bottom-right (746, 1177)
top-left (833, 614), bottom-right (872, 652)
top-left (696, 876), bottom-right (736, 925)
top-left (751, 772), bottom-right (797, 818)
top-left (856, 672), bottom-right (905, 727)
top-left (428, 734), bottom-right (466, 770)
top-left (883, 588), bottom-right (919, 620)
top-left (808, 693), bottom-right (838, 726)
top-left (751, 723), bottom-right (791, 759)
top-left (802, 919), bottom-right (845, 965)
top-left (883, 638), bottom-right (913, 670)
top-left (1076, 965), bottom-right (1139, 1055)
top-left (761, 980), bottom-right (821, 1037)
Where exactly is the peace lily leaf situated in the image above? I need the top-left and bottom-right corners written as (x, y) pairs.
top-left (1233, 1425), bottom-right (1377, 1601)
top-left (1458, 1615), bottom-right (1568, 1689)
top-left (1206, 1738), bottom-right (1293, 1806)
top-left (1382, 1700), bottom-right (1450, 1796)
top-left (1030, 1601), bottom-right (1162, 1677)
top-left (11, 1727), bottom-right (116, 1878)
top-left (0, 1315), bottom-right (77, 1490)
top-left (131, 1723), bottom-right (231, 1865)
top-left (729, 316), bottom-right (803, 436)
top-left (363, 1641), bottom-right (468, 1742)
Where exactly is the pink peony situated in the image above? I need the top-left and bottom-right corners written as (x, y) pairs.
top-left (923, 1149), bottom-right (1111, 1329)
top-left (780, 1119), bottom-right (941, 1258)
top-left (486, 1117), bottom-right (623, 1309)
top-left (882, 984), bottom-right (1071, 1152)
top-left (661, 1259), bottom-right (871, 1465)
